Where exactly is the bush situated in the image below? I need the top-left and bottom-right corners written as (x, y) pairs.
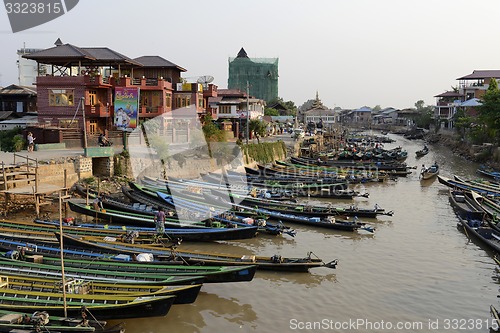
top-left (0, 127), bottom-right (24, 152)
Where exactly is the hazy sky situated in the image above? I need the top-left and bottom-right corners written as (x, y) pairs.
top-left (1, 0), bottom-right (499, 110)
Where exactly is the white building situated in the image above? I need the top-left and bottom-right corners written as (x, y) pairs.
top-left (17, 47), bottom-right (44, 86)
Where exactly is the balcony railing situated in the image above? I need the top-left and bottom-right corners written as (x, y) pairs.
top-left (85, 104), bottom-right (111, 117)
top-left (139, 106), bottom-right (165, 115)
top-left (84, 75), bottom-right (111, 86)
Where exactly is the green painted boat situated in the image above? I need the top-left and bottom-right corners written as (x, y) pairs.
top-left (0, 288), bottom-right (176, 319)
top-left (0, 273), bottom-right (201, 304)
top-left (0, 309), bottom-right (123, 333)
top-left (57, 233), bottom-right (333, 272)
top-left (0, 247), bottom-right (256, 284)
top-left (0, 254), bottom-right (204, 286)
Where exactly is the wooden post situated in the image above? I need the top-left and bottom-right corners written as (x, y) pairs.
top-left (1, 161), bottom-right (6, 191)
top-left (63, 169), bottom-right (68, 216)
top-left (58, 191), bottom-right (68, 317)
top-left (33, 186), bottom-right (39, 217)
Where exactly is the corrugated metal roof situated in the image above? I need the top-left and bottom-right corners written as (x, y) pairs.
top-left (217, 89), bottom-right (247, 97)
top-left (457, 70), bottom-right (500, 80)
top-left (133, 56), bottom-right (186, 72)
top-left (353, 106), bottom-right (372, 112)
top-left (0, 84), bottom-right (37, 95)
top-left (23, 43), bottom-right (94, 59)
top-left (23, 43), bottom-right (141, 66)
top-left (434, 91), bottom-right (463, 98)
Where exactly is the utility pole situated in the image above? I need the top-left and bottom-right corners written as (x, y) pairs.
top-left (246, 81), bottom-right (249, 144)
top-left (81, 97), bottom-right (87, 149)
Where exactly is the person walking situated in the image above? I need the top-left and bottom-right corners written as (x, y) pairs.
top-left (154, 207), bottom-right (166, 236)
top-left (27, 132), bottom-right (35, 152)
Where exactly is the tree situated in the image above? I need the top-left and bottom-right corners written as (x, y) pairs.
top-left (415, 100), bottom-right (425, 111)
top-left (201, 114), bottom-right (225, 142)
top-left (372, 105), bottom-right (382, 112)
top-left (264, 108), bottom-right (279, 116)
top-left (478, 78), bottom-right (500, 143)
top-left (249, 119), bottom-right (266, 143)
top-left (453, 108), bottom-right (473, 140)
top-left (413, 100), bottom-right (434, 129)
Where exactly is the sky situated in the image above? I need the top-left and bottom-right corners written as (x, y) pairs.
top-left (1, 0), bottom-right (499, 110)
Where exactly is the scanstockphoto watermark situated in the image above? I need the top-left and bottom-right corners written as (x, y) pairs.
top-left (4, 0), bottom-right (79, 33)
top-left (289, 318), bottom-right (499, 331)
top-left (290, 318), bottom-right (424, 331)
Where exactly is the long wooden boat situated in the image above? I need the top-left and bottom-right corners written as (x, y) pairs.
top-left (477, 165), bottom-right (500, 180)
top-left (415, 146), bottom-right (429, 157)
top-left (57, 233), bottom-right (336, 272)
top-left (453, 175), bottom-right (500, 191)
top-left (250, 165), bottom-right (386, 184)
top-left (0, 247), bottom-right (204, 286)
top-left (420, 163), bottom-right (439, 180)
top-left (67, 199), bottom-right (260, 240)
top-left (148, 175), bottom-right (364, 199)
top-left (438, 175), bottom-right (500, 197)
top-left (0, 288), bottom-right (176, 320)
top-left (490, 305), bottom-right (500, 331)
top-left (0, 245), bottom-right (256, 284)
top-left (209, 189), bottom-right (393, 218)
top-left (156, 192), bottom-right (296, 237)
top-left (220, 199), bottom-right (375, 233)
top-left (75, 184), bottom-right (161, 216)
top-left (213, 168), bottom-right (349, 187)
top-left (448, 189), bottom-right (485, 220)
top-left (457, 216), bottom-right (500, 253)
top-left (158, 190), bottom-right (374, 233)
top-left (0, 273), bottom-right (201, 305)
top-left (0, 309), bottom-right (123, 333)
top-left (469, 190), bottom-right (500, 219)
top-left (290, 156), bottom-right (412, 173)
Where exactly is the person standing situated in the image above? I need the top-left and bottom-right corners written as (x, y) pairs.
top-left (27, 132), bottom-right (35, 152)
top-left (154, 207), bottom-right (166, 236)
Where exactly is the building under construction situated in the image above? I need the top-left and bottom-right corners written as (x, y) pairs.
top-left (228, 48), bottom-right (278, 103)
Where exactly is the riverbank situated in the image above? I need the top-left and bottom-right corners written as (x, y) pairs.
top-left (425, 131), bottom-right (500, 169)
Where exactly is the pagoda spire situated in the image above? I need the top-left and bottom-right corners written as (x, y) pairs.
top-left (311, 91), bottom-right (325, 109)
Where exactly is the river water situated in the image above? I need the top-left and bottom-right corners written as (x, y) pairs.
top-left (62, 134), bottom-right (500, 332)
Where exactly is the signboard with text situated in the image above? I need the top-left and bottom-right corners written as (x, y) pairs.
top-left (114, 87), bottom-right (139, 130)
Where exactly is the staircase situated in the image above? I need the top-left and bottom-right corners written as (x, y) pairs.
top-left (0, 154), bottom-right (38, 191)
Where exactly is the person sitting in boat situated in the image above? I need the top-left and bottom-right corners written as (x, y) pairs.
top-left (92, 197), bottom-right (103, 211)
top-left (374, 203), bottom-right (380, 211)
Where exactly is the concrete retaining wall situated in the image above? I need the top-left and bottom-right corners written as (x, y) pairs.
top-left (37, 157), bottom-right (93, 187)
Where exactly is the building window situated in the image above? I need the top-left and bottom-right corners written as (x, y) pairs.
top-left (198, 98), bottom-right (203, 108)
top-left (219, 105), bottom-right (231, 114)
top-left (89, 90), bottom-right (97, 105)
top-left (166, 93), bottom-right (171, 108)
top-left (49, 89), bottom-right (74, 106)
top-left (89, 120), bottom-right (97, 134)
